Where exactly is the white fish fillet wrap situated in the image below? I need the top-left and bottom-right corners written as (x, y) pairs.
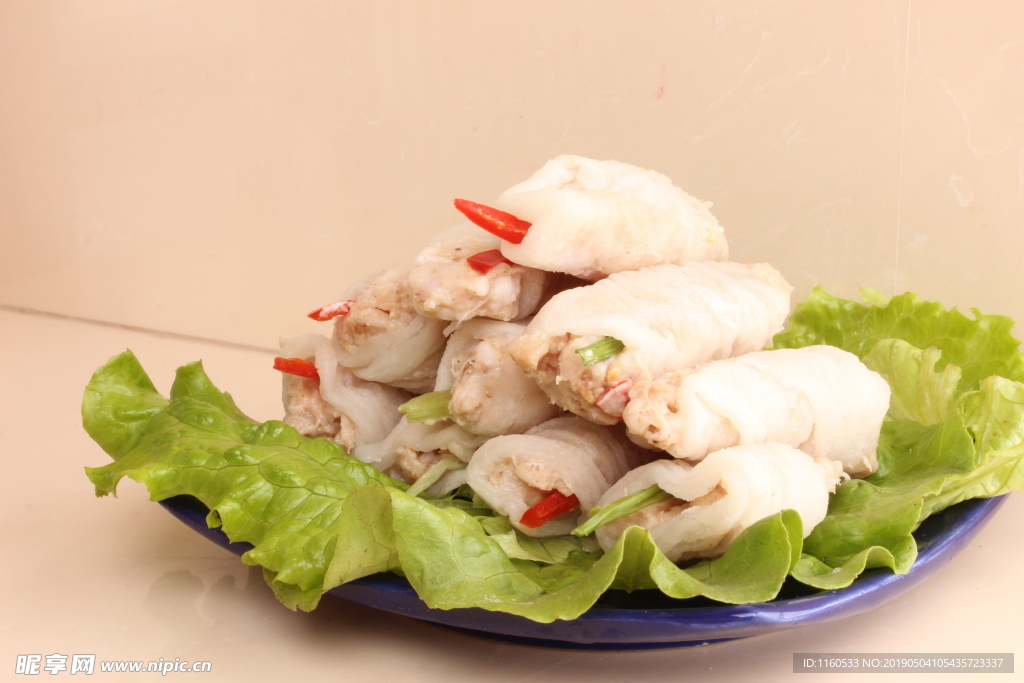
top-left (624, 345), bottom-right (891, 476)
top-left (466, 416), bottom-right (647, 537)
top-left (508, 262), bottom-right (793, 423)
top-left (279, 333), bottom-right (409, 451)
top-left (407, 223), bottom-right (555, 322)
top-left (594, 443), bottom-right (844, 561)
top-left (495, 155), bottom-right (728, 279)
top-left (434, 319), bottom-right (561, 436)
top-left (353, 416), bottom-right (488, 493)
top-left (333, 265), bottom-right (448, 393)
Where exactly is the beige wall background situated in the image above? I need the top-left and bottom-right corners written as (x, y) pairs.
top-left (3, 0), bottom-right (1022, 349)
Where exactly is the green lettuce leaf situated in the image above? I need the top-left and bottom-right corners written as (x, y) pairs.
top-left (773, 287), bottom-right (1024, 390)
top-left (477, 516), bottom-right (601, 564)
top-left (84, 351), bottom-right (806, 619)
top-left (772, 288), bottom-right (1024, 591)
top-left (792, 382), bottom-right (1024, 591)
top-left (862, 339), bottom-right (961, 425)
top-left (788, 359), bottom-right (1024, 590)
top-left (84, 351), bottom-right (402, 610)
top-left (348, 504), bottom-right (803, 621)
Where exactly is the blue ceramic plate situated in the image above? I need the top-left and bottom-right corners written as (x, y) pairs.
top-left (159, 494), bottom-right (1007, 650)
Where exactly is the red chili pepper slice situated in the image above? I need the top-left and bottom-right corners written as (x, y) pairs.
top-left (308, 299), bottom-right (354, 321)
top-left (453, 198), bottom-right (531, 245)
top-left (519, 490), bottom-right (581, 528)
top-left (465, 249), bottom-right (515, 274)
top-left (273, 357), bottom-right (320, 380)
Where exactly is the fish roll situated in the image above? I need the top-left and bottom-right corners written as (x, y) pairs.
top-left (494, 155), bottom-right (729, 280)
top-left (593, 443), bottom-right (844, 561)
top-left (353, 416), bottom-right (488, 494)
top-left (407, 223), bottom-right (558, 322)
top-left (466, 416), bottom-right (647, 537)
top-left (623, 345), bottom-right (891, 476)
top-left (435, 319), bottom-right (561, 436)
top-left (279, 333), bottom-right (409, 451)
top-left (333, 265), bottom-right (449, 393)
top-left (509, 262), bottom-right (793, 424)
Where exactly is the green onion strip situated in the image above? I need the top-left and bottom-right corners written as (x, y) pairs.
top-left (575, 337), bottom-right (625, 366)
top-left (406, 457), bottom-right (465, 498)
top-left (571, 484), bottom-right (674, 537)
top-left (398, 390), bottom-right (452, 424)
